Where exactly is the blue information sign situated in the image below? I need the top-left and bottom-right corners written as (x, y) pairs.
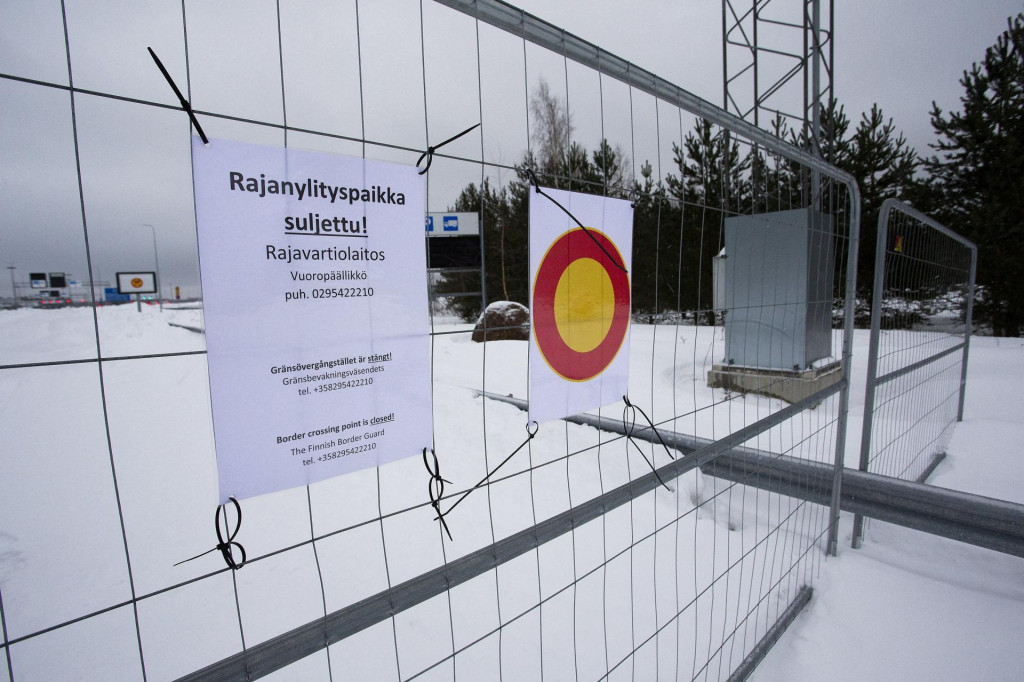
top-left (105, 287), bottom-right (131, 302)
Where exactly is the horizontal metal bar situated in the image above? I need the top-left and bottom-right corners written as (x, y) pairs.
top-left (915, 452), bottom-right (946, 484)
top-left (654, 437), bottom-right (1024, 557)
top-left (429, 291), bottom-right (482, 299)
top-left (644, 429), bottom-right (1024, 553)
top-left (167, 322), bottom-right (205, 334)
top-left (875, 342), bottom-right (964, 387)
top-left (0, 349), bottom-right (208, 372)
top-left (475, 385), bottom-right (843, 461)
top-left (843, 496), bottom-right (1024, 558)
top-left (727, 585), bottom-right (813, 682)
top-left (480, 391), bottom-right (1024, 554)
top-left (682, 443), bottom-right (1024, 558)
top-left (844, 470), bottom-right (1024, 537)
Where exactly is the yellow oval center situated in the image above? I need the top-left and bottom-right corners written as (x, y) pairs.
top-left (553, 257), bottom-right (615, 353)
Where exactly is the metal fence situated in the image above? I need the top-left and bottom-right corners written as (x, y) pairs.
top-left (0, 1), bottom-right (860, 680)
top-left (853, 198), bottom-right (976, 548)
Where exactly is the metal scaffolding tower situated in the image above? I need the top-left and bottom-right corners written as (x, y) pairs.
top-left (722, 0), bottom-right (833, 156)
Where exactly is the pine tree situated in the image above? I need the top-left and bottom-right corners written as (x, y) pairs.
top-left (592, 139), bottom-right (630, 194)
top-left (921, 14), bottom-right (1024, 336)
top-left (786, 100), bottom-right (853, 213)
top-left (666, 119), bottom-right (750, 209)
top-left (845, 104), bottom-right (920, 291)
top-left (663, 119), bottom-right (751, 320)
top-left (629, 161), bottom-right (684, 317)
top-left (816, 98), bottom-right (853, 167)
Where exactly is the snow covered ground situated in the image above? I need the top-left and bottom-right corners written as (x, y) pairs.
top-left (1, 305), bottom-right (1021, 681)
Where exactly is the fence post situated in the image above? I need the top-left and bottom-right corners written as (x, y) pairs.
top-left (852, 199), bottom-right (894, 549)
top-left (828, 180), bottom-right (861, 556)
top-left (957, 245), bottom-right (977, 421)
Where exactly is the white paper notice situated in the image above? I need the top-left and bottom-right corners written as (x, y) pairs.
top-left (192, 137), bottom-right (432, 502)
top-left (528, 188), bottom-right (633, 424)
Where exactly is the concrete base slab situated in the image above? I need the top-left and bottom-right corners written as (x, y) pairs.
top-left (707, 361), bottom-right (843, 404)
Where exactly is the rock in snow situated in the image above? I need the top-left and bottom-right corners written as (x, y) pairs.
top-left (471, 301), bottom-right (529, 342)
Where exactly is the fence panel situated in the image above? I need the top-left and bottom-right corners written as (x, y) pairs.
top-left (1, 1), bottom-right (859, 680)
top-left (853, 199), bottom-right (977, 547)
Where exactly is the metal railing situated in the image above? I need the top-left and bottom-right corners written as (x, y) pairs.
top-left (0, 1), bottom-right (862, 680)
top-left (853, 199), bottom-right (977, 547)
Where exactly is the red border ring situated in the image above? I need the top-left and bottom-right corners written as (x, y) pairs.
top-left (533, 228), bottom-right (630, 381)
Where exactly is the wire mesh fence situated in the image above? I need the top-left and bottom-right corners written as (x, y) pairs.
top-left (1, 1), bottom-right (860, 680)
top-left (853, 199), bottom-right (976, 547)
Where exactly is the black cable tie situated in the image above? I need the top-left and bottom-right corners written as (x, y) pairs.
top-left (627, 186), bottom-right (642, 208)
top-left (416, 122), bottom-right (481, 175)
top-left (174, 496), bottom-right (247, 570)
top-left (623, 395), bottom-right (676, 461)
top-left (525, 167), bottom-right (542, 192)
top-left (423, 448), bottom-right (453, 541)
top-left (148, 46), bottom-right (209, 145)
top-left (438, 421), bottom-right (539, 525)
top-left (525, 171), bottom-right (628, 274)
top-left (622, 396), bottom-right (674, 492)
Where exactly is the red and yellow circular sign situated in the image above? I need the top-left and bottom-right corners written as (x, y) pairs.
top-left (533, 227), bottom-right (630, 382)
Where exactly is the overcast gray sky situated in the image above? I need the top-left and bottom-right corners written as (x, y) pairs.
top-left (1, 0), bottom-right (1021, 309)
